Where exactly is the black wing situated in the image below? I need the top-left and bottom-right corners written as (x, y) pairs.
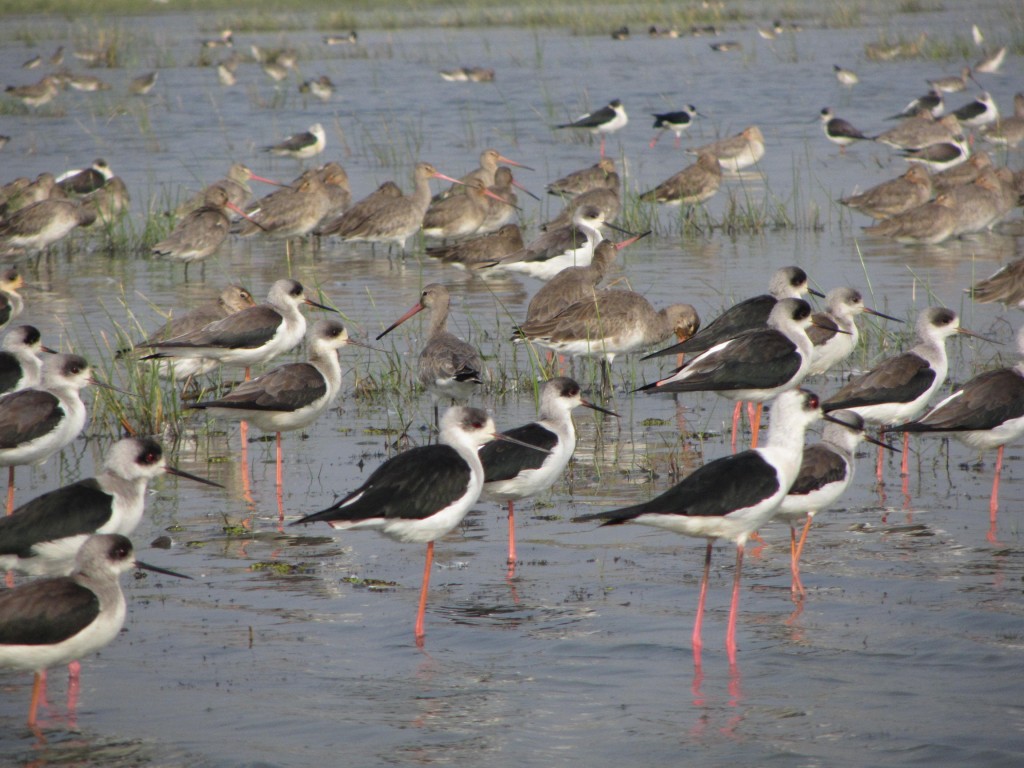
top-left (481, 423), bottom-right (559, 483)
top-left (151, 305), bottom-right (283, 351)
top-left (0, 577), bottom-right (99, 645)
top-left (579, 451), bottom-right (780, 522)
top-left (787, 445), bottom-right (848, 496)
top-left (559, 105), bottom-right (615, 129)
top-left (894, 369), bottom-right (1024, 433)
top-left (0, 479), bottom-right (112, 557)
top-left (294, 445), bottom-right (471, 524)
top-left (655, 330), bottom-right (800, 392)
top-left (647, 294), bottom-right (774, 357)
top-left (0, 351), bottom-right (23, 394)
top-left (0, 389), bottom-right (63, 449)
top-left (824, 353), bottom-right (934, 411)
top-left (194, 363), bottom-right (326, 412)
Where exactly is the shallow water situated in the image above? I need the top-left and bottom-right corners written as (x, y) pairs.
top-left (1, 2), bottom-right (1023, 766)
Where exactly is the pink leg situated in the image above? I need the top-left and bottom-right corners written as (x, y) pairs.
top-left (875, 429), bottom-right (885, 483)
top-left (599, 135), bottom-right (606, 158)
top-left (692, 541), bottom-right (713, 665)
top-left (900, 432), bottom-right (910, 476)
top-left (730, 402), bottom-right (743, 452)
top-left (276, 432), bottom-right (285, 526)
top-left (988, 446), bottom-right (1003, 544)
top-left (649, 134), bottom-right (659, 149)
top-left (506, 500), bottom-right (517, 565)
top-left (674, 135), bottom-right (682, 149)
top-left (726, 544), bottom-right (745, 665)
top-left (6, 466), bottom-right (14, 514)
top-left (415, 541), bottom-right (435, 644)
top-left (66, 660), bottom-right (81, 726)
top-left (28, 671), bottom-right (44, 727)
top-left (749, 403), bottom-right (762, 449)
top-left (792, 515), bottom-right (815, 597)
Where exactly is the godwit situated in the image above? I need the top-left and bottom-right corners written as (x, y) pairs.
top-left (876, 113), bottom-right (958, 151)
top-left (974, 46), bottom-right (1006, 74)
top-left (541, 167), bottom-right (620, 232)
top-left (438, 66), bottom-right (495, 82)
top-left (555, 99), bottom-right (628, 158)
top-left (425, 223), bottom-right (524, 271)
top-left (189, 319), bottom-right (370, 493)
top-left (516, 290), bottom-right (700, 392)
top-left (153, 186), bottom-right (247, 278)
top-left (576, 388), bottom-right (823, 665)
top-left (639, 152), bottom-right (722, 205)
top-left (522, 238), bottom-right (631, 326)
top-left (299, 75), bottom-right (334, 102)
top-left (840, 165), bottom-right (933, 220)
top-left (822, 307), bottom-right (989, 478)
top-left (946, 170), bottom-right (1009, 236)
top-left (0, 199), bottom-right (96, 253)
top-left (121, 284), bottom-right (256, 381)
top-left (806, 287), bottom-right (900, 377)
top-left (314, 181), bottom-right (402, 238)
top-left (330, 162), bottom-right (462, 252)
top-left (422, 178), bottom-right (514, 240)
top-left (128, 71), bottom-right (158, 95)
top-left (819, 107), bottom-right (871, 153)
top-left (261, 123), bottom-right (326, 161)
top-left (980, 93), bottom-right (1024, 148)
top-left (927, 66), bottom-right (975, 94)
top-left (0, 325), bottom-right (51, 395)
top-left (645, 265), bottom-right (822, 359)
top-left (0, 438), bottom-right (219, 577)
top-left (376, 283), bottom-right (482, 424)
top-left (886, 326), bottom-right (1024, 542)
top-left (208, 162), bottom-right (282, 209)
top-left (292, 406), bottom-right (533, 643)
top-left (480, 377), bottom-right (617, 565)
top-left (773, 410), bottom-right (890, 595)
top-left (236, 171), bottom-right (332, 242)
top-left (83, 176), bottom-right (130, 225)
top-left (863, 193), bottom-right (959, 244)
top-left (0, 173), bottom-right (55, 218)
top-left (442, 148), bottom-right (533, 195)
top-left (64, 73), bottom-right (111, 93)
top-left (688, 125), bottom-right (765, 172)
top-left (970, 259), bottom-right (1024, 308)
top-left (639, 298), bottom-right (818, 447)
top-left (324, 31), bottom-right (358, 45)
top-left (546, 158), bottom-right (617, 198)
top-left (201, 29), bottom-right (233, 48)
top-left (650, 105), bottom-right (702, 148)
top-left (0, 534), bottom-right (188, 728)
top-left (142, 279), bottom-right (333, 376)
top-left (4, 75), bottom-right (60, 108)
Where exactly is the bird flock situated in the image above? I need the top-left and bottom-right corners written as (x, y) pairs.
top-left (0, 15), bottom-right (1022, 732)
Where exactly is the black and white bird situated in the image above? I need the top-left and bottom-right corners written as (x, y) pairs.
top-left (0, 354), bottom-right (108, 514)
top-left (576, 388), bottom-right (823, 664)
top-left (0, 325), bottom-right (53, 395)
top-left (887, 90), bottom-right (944, 121)
top-left (556, 99), bottom-right (628, 158)
top-left (262, 123), bottom-right (326, 160)
top-left (0, 438), bottom-right (220, 577)
top-left (649, 105), bottom-right (701, 148)
top-left (772, 410), bottom-right (892, 595)
top-left (823, 307), bottom-right (988, 478)
top-left (189, 320), bottom-right (370, 488)
top-left (639, 298), bottom-right (819, 447)
top-left (143, 279), bottom-right (334, 378)
top-left (56, 158), bottom-right (113, 195)
top-left (833, 64), bottom-right (859, 87)
top-left (899, 133), bottom-right (970, 171)
top-left (806, 287), bottom-right (901, 377)
top-left (0, 533), bottom-right (188, 727)
top-left (292, 406), bottom-right (542, 643)
top-left (645, 265), bottom-right (823, 360)
top-left (376, 283), bottom-right (482, 427)
top-left (819, 107), bottom-right (871, 153)
top-left (886, 326), bottom-right (1024, 542)
top-left (479, 377), bottom-right (617, 566)
top-left (951, 91), bottom-right (999, 128)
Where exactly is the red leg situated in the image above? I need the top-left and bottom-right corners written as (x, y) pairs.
top-left (674, 135), bottom-right (682, 149)
top-left (988, 446), bottom-right (1003, 544)
top-left (649, 134), bottom-right (659, 149)
top-left (730, 402), bottom-right (742, 452)
top-left (506, 500), bottom-right (517, 565)
top-left (726, 544), bottom-right (745, 665)
top-left (749, 403), bottom-right (762, 449)
top-left (792, 515), bottom-right (815, 597)
top-left (28, 671), bottom-right (43, 727)
top-left (6, 466), bottom-right (15, 514)
top-left (66, 660), bottom-right (81, 725)
top-left (900, 432), bottom-right (910, 476)
top-left (415, 541), bottom-right (435, 643)
top-left (875, 429), bottom-right (885, 483)
top-left (599, 135), bottom-right (606, 158)
top-left (692, 541), bottom-right (713, 665)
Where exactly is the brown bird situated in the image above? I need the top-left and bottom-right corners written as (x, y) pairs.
top-left (863, 193), bottom-right (958, 244)
top-left (425, 223), bottom-right (524, 271)
top-left (546, 158), bottom-right (617, 197)
top-left (639, 152), bottom-right (722, 205)
top-left (153, 186), bottom-right (246, 278)
top-left (840, 165), bottom-right (933, 220)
